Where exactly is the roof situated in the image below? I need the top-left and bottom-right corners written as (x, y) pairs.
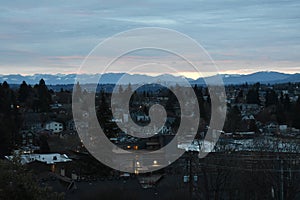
top-left (5, 153), bottom-right (72, 165)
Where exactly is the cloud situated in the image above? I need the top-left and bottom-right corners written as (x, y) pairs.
top-left (0, 0), bottom-right (299, 76)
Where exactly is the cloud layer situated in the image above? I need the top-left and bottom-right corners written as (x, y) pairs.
top-left (0, 0), bottom-right (299, 77)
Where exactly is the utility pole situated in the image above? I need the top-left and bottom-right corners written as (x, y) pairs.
top-left (187, 150), bottom-right (198, 200)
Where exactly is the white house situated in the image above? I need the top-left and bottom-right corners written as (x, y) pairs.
top-left (45, 121), bottom-right (63, 133)
top-left (136, 115), bottom-right (150, 122)
top-left (5, 153), bottom-right (71, 165)
top-left (158, 125), bottom-right (171, 135)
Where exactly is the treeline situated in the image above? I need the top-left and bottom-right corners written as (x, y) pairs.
top-left (0, 79), bottom-right (52, 155)
top-left (227, 83), bottom-right (300, 132)
top-left (1, 80), bottom-right (300, 156)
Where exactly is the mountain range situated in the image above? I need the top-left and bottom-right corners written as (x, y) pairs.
top-left (0, 71), bottom-right (299, 86)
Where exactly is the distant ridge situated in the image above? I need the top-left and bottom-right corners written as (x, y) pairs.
top-left (191, 71), bottom-right (295, 85)
top-left (0, 71), bottom-right (299, 85)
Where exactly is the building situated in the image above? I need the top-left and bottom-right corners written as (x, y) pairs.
top-left (45, 121), bottom-right (63, 133)
top-left (19, 130), bottom-right (35, 146)
top-left (5, 153), bottom-right (72, 165)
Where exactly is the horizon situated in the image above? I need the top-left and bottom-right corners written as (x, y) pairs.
top-left (0, 70), bottom-right (298, 80)
top-left (0, 70), bottom-right (299, 86)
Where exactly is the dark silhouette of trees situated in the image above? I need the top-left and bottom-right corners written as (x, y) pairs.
top-left (0, 81), bottom-right (15, 114)
top-left (18, 81), bottom-right (30, 103)
top-left (265, 89), bottom-right (278, 107)
top-left (0, 82), bottom-right (20, 155)
top-left (246, 89), bottom-right (260, 104)
top-left (0, 159), bottom-right (64, 200)
top-left (97, 91), bottom-right (116, 138)
top-left (235, 89), bottom-right (244, 103)
top-left (36, 79), bottom-right (52, 112)
top-left (39, 135), bottom-right (50, 153)
top-left (292, 97), bottom-right (300, 129)
top-left (282, 94), bottom-right (291, 111)
top-left (193, 85), bottom-right (207, 120)
top-left (223, 106), bottom-right (242, 133)
top-left (18, 81), bottom-right (37, 111)
top-left (73, 81), bottom-right (82, 103)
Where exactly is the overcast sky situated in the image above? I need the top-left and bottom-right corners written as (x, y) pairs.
top-left (0, 0), bottom-right (299, 78)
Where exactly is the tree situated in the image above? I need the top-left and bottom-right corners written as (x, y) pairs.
top-left (283, 94), bottom-right (290, 111)
top-left (0, 81), bottom-right (19, 155)
top-left (223, 106), bottom-right (242, 133)
top-left (18, 81), bottom-right (30, 103)
top-left (235, 89), bottom-right (244, 103)
top-left (0, 117), bottom-right (14, 156)
top-left (39, 135), bottom-right (50, 153)
top-left (193, 85), bottom-right (207, 120)
top-left (36, 79), bottom-right (52, 112)
top-left (118, 85), bottom-right (123, 94)
top-left (292, 97), bottom-right (300, 129)
top-left (97, 91), bottom-right (116, 138)
top-left (124, 83), bottom-right (132, 96)
top-left (246, 89), bottom-right (260, 104)
top-left (0, 81), bottom-right (14, 114)
top-left (73, 81), bottom-right (82, 103)
top-left (0, 159), bottom-right (64, 200)
top-left (265, 89), bottom-right (278, 107)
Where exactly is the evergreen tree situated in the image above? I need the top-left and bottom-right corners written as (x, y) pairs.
top-left (36, 79), bottom-right (52, 112)
top-left (292, 97), bottom-right (300, 129)
top-left (265, 89), bottom-right (278, 107)
top-left (223, 106), bottom-right (242, 133)
top-left (235, 89), bottom-right (244, 103)
top-left (0, 81), bottom-right (20, 155)
top-left (283, 94), bottom-right (290, 111)
top-left (0, 159), bottom-right (64, 200)
top-left (125, 83), bottom-right (132, 94)
top-left (73, 81), bottom-right (82, 103)
top-left (18, 81), bottom-right (30, 103)
top-left (0, 81), bottom-right (13, 113)
top-left (118, 85), bottom-right (123, 94)
top-left (97, 91), bottom-right (115, 138)
top-left (193, 85), bottom-right (207, 119)
top-left (246, 89), bottom-right (260, 104)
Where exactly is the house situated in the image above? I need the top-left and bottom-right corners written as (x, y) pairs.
top-left (242, 115), bottom-right (255, 121)
top-left (45, 121), bottom-right (63, 133)
top-left (50, 103), bottom-right (63, 109)
top-left (19, 130), bottom-right (35, 146)
top-left (233, 103), bottom-right (261, 115)
top-left (158, 125), bottom-right (171, 134)
top-left (66, 119), bottom-right (75, 131)
top-left (264, 122), bottom-right (279, 135)
top-left (136, 114), bottom-right (150, 122)
top-left (5, 152), bottom-right (72, 165)
top-left (279, 125), bottom-right (288, 133)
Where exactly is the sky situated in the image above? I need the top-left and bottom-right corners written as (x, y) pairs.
top-left (0, 0), bottom-right (300, 79)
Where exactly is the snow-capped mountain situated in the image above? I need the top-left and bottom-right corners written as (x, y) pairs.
top-left (0, 71), bottom-right (299, 85)
top-left (0, 73), bottom-right (191, 85)
top-left (191, 71), bottom-right (293, 85)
